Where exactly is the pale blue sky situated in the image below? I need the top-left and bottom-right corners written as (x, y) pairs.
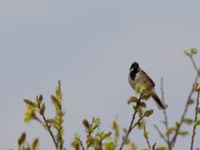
top-left (0, 0), bottom-right (200, 149)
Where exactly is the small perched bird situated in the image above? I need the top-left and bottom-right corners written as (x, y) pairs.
top-left (128, 62), bottom-right (168, 109)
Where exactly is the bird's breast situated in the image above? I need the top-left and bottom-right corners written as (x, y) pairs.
top-left (128, 73), bottom-right (153, 98)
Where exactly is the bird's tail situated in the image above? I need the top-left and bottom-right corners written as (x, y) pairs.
top-left (152, 92), bottom-right (168, 109)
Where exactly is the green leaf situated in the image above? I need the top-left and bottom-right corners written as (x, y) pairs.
top-left (175, 122), bottom-right (180, 129)
top-left (102, 132), bottom-right (112, 139)
top-left (138, 107), bottom-right (143, 117)
top-left (24, 99), bottom-right (37, 108)
top-left (71, 140), bottom-right (80, 150)
top-left (51, 95), bottom-right (61, 109)
top-left (111, 120), bottom-right (118, 130)
top-left (99, 131), bottom-right (105, 136)
top-left (191, 47), bottom-right (197, 54)
top-left (32, 138), bottom-right (39, 150)
top-left (86, 137), bottom-right (94, 148)
top-left (166, 127), bottom-right (176, 136)
top-left (144, 109), bottom-right (154, 117)
top-left (104, 140), bottom-right (115, 150)
top-left (111, 120), bottom-right (119, 143)
top-left (37, 95), bottom-right (43, 105)
top-left (143, 129), bottom-right (149, 138)
top-left (137, 120), bottom-right (145, 129)
top-left (128, 96), bottom-right (138, 104)
top-left (92, 117), bottom-right (100, 128)
top-left (83, 119), bottom-right (90, 129)
top-left (18, 132), bottom-right (26, 146)
top-left (38, 95), bottom-right (43, 101)
top-left (196, 84), bottom-right (200, 91)
top-left (39, 103), bottom-right (45, 115)
top-left (155, 146), bottom-right (167, 150)
top-left (88, 127), bottom-right (94, 133)
top-left (24, 106), bottom-right (36, 123)
top-left (128, 142), bottom-right (137, 150)
top-left (138, 102), bottom-right (146, 108)
top-left (187, 99), bottom-right (194, 105)
top-left (183, 118), bottom-right (193, 125)
top-left (194, 120), bottom-right (200, 126)
top-left (192, 84), bottom-right (200, 92)
top-left (178, 130), bottom-right (189, 137)
top-left (74, 132), bottom-right (80, 141)
top-left (122, 128), bottom-right (127, 134)
top-left (132, 106), bottom-right (137, 111)
top-left (55, 80), bottom-right (62, 100)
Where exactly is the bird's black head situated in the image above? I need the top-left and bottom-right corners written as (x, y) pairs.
top-left (130, 62), bottom-right (139, 71)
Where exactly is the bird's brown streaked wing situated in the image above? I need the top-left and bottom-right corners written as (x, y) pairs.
top-left (140, 70), bottom-right (155, 87)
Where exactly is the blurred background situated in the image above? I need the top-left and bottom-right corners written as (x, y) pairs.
top-left (0, 0), bottom-right (200, 149)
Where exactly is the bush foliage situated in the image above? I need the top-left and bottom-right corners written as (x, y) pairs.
top-left (17, 48), bottom-right (200, 150)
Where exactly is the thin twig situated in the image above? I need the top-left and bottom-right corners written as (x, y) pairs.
top-left (143, 125), bottom-right (151, 150)
top-left (160, 78), bottom-right (169, 132)
top-left (153, 53), bottom-right (199, 149)
top-left (189, 55), bottom-right (199, 74)
top-left (130, 113), bottom-right (146, 131)
top-left (113, 116), bottom-right (119, 147)
top-left (170, 53), bottom-right (200, 149)
top-left (170, 75), bottom-right (198, 149)
top-left (119, 109), bottom-right (137, 150)
top-left (160, 78), bottom-right (171, 150)
top-left (154, 125), bottom-right (168, 143)
top-left (41, 113), bottom-right (58, 149)
top-left (35, 95), bottom-right (58, 149)
top-left (119, 97), bottom-right (141, 150)
top-left (78, 138), bottom-right (85, 150)
top-left (33, 115), bottom-right (43, 124)
top-left (190, 91), bottom-right (200, 150)
top-left (152, 143), bottom-right (157, 150)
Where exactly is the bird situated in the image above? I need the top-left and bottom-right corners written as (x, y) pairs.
top-left (128, 62), bottom-right (168, 109)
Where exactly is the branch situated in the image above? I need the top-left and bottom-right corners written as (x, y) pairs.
top-left (119, 97), bottom-right (141, 150)
top-left (160, 78), bottom-right (169, 134)
top-left (160, 78), bottom-right (171, 149)
top-left (143, 124), bottom-right (151, 150)
top-left (170, 75), bottom-right (198, 149)
top-left (154, 125), bottom-right (168, 143)
top-left (41, 113), bottom-right (58, 149)
top-left (170, 53), bottom-right (200, 149)
top-left (130, 113), bottom-right (146, 131)
top-left (152, 143), bottom-right (157, 150)
top-left (78, 138), bottom-right (85, 150)
top-left (188, 55), bottom-right (199, 74)
top-left (190, 90), bottom-right (200, 150)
